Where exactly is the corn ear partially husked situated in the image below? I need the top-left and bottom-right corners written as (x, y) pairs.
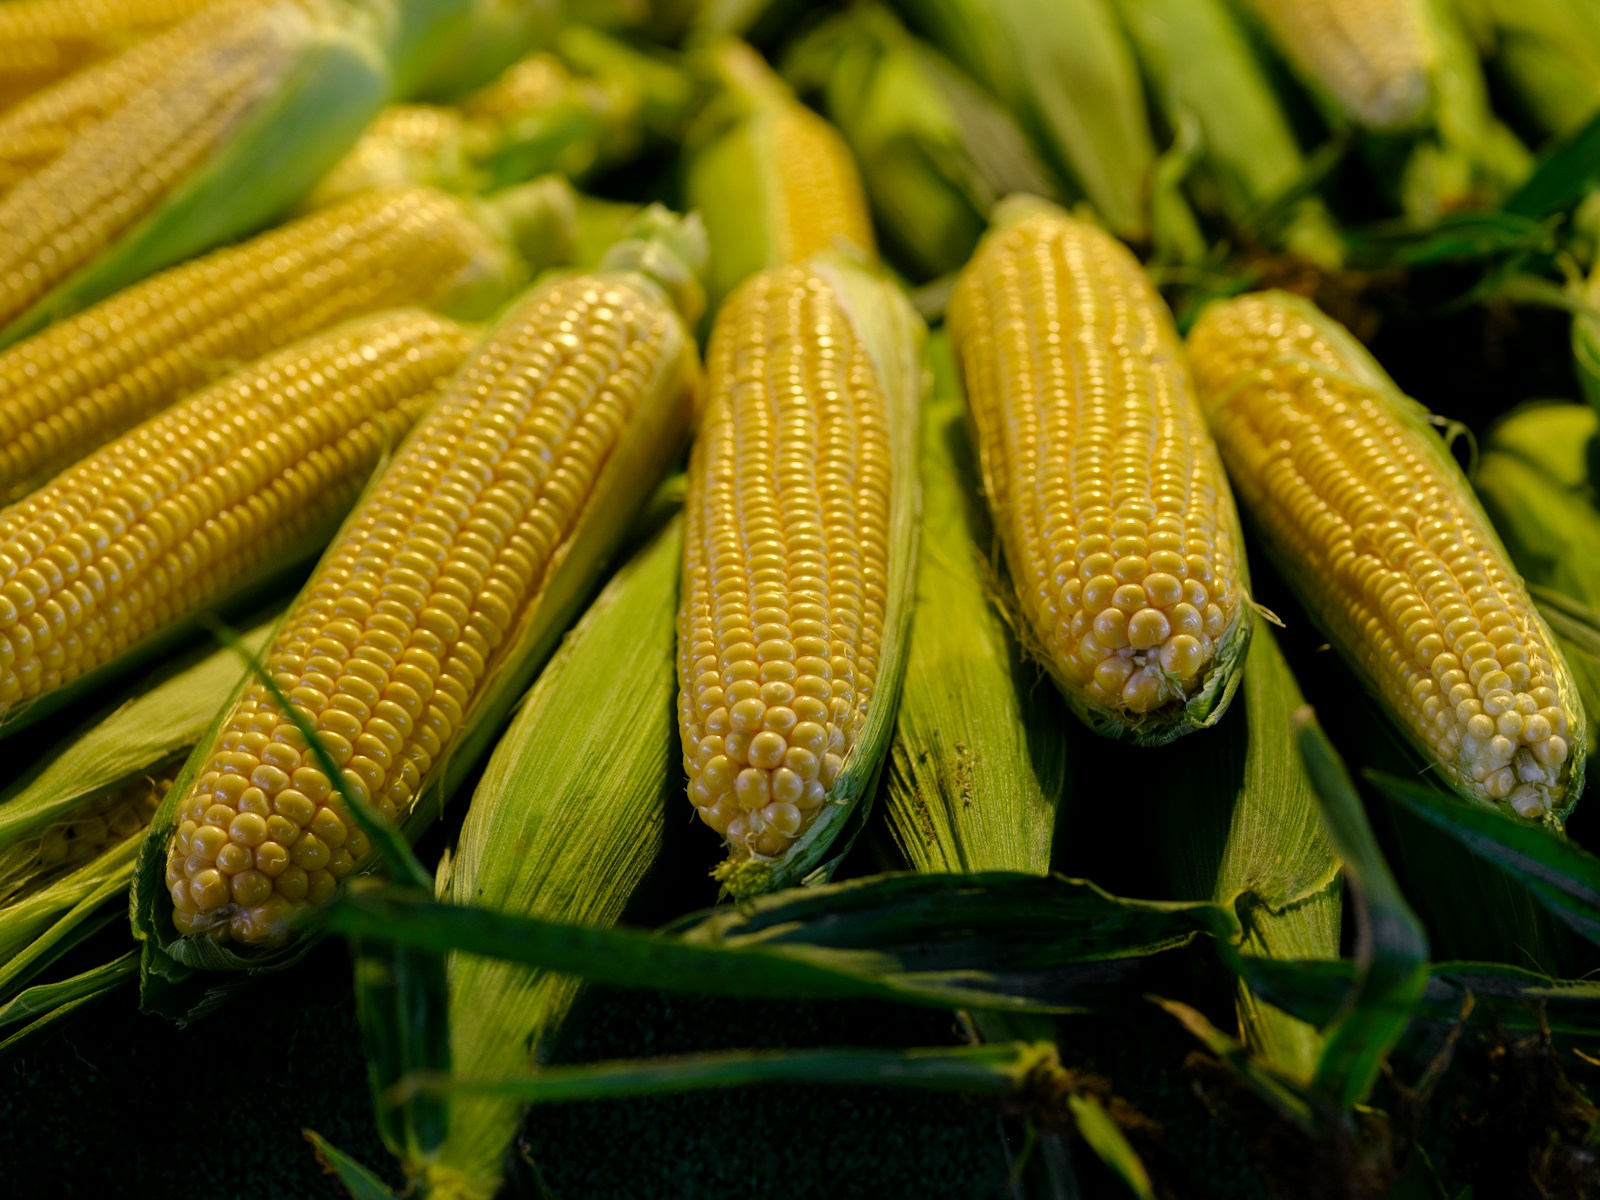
top-left (687, 39), bottom-right (876, 311)
top-left (1188, 292), bottom-right (1587, 823)
top-left (679, 254), bottom-right (922, 895)
top-left (901, 0), bottom-right (1161, 244)
top-left (0, 184), bottom-right (558, 505)
top-left (136, 209), bottom-right (705, 960)
top-left (948, 198), bottom-right (1251, 743)
top-left (0, 309), bottom-right (473, 733)
top-left (0, 0), bottom-right (396, 347)
top-left (1239, 0), bottom-right (1436, 131)
top-left (1107, 0), bottom-right (1344, 267)
top-left (884, 332), bottom-right (1067, 875)
top-left (424, 517), bottom-right (681, 1200)
top-left (782, 4), bottom-right (1063, 282)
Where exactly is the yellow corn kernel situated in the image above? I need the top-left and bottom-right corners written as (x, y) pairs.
top-left (167, 263), bottom-right (701, 944)
top-left (0, 0), bottom-right (218, 114)
top-left (947, 200), bottom-right (1248, 735)
top-left (22, 770), bottom-right (167, 880)
top-left (0, 186), bottom-right (517, 503)
top-left (0, 309), bottom-right (472, 720)
top-left (0, 0), bottom-right (312, 331)
top-left (678, 262), bottom-right (897, 861)
top-left (1188, 290), bottom-right (1585, 820)
top-left (1242, 0), bottom-right (1434, 130)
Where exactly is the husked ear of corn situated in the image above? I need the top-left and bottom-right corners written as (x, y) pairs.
top-left (0, 182), bottom-right (573, 505)
top-left (0, 308), bottom-right (474, 732)
top-left (686, 38), bottom-right (876, 311)
top-left (1188, 291), bottom-right (1587, 823)
top-left (0, 0), bottom-right (219, 113)
top-left (0, 0), bottom-right (398, 347)
top-left (136, 208), bottom-right (705, 958)
top-left (781, 4), bottom-right (1064, 282)
top-left (1238, 0), bottom-right (1436, 131)
top-left (947, 197), bottom-right (1252, 743)
top-left (423, 516), bottom-right (682, 1199)
top-left (679, 254), bottom-right (923, 895)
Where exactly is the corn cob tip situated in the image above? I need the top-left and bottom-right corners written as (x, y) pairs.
top-left (600, 205), bottom-right (709, 326)
top-left (1189, 291), bottom-right (1585, 821)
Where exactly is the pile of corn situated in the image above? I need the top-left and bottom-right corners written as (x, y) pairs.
top-left (5, 0), bottom-right (1600, 1194)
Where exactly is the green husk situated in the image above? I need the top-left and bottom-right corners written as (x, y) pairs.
top-left (129, 210), bottom-right (706, 1011)
top-left (399, 0), bottom-right (560, 100)
top-left (1451, 0), bottom-right (1600, 137)
top-left (900, 0), bottom-right (1178, 245)
top-left (415, 518), bottom-right (681, 1200)
top-left (711, 255), bottom-right (925, 898)
top-left (1107, 0), bottom-right (1344, 267)
top-left (882, 331), bottom-right (1068, 875)
top-left (782, 5), bottom-right (1064, 282)
top-left (0, 0), bottom-right (397, 347)
top-left (1153, 631), bottom-right (1343, 1081)
top-left (1194, 290), bottom-right (1588, 825)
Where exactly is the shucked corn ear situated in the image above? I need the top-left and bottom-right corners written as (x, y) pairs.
top-left (0, 308), bottom-right (473, 731)
top-left (0, 182), bottom-right (570, 505)
top-left (947, 198), bottom-right (1251, 742)
top-left (1188, 291), bottom-right (1587, 823)
top-left (0, 0), bottom-right (402, 346)
top-left (678, 254), bottom-right (922, 895)
top-left (782, 4), bottom-right (1064, 282)
top-left (0, 0), bottom-right (218, 114)
top-left (686, 39), bottom-right (875, 311)
top-left (901, 0), bottom-right (1166, 245)
top-left (146, 209), bottom-right (705, 950)
top-left (422, 517), bottom-right (682, 1200)
top-left (1238, 0), bottom-right (1436, 131)
top-left (1107, 0), bottom-right (1345, 267)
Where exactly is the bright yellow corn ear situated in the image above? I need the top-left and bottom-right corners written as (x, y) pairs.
top-left (0, 0), bottom-right (399, 346)
top-left (0, 0), bottom-right (219, 113)
top-left (1238, 0), bottom-right (1436, 130)
top-left (136, 208), bottom-right (705, 960)
top-left (678, 254), bottom-right (922, 895)
top-left (0, 182), bottom-right (574, 504)
top-left (947, 197), bottom-right (1252, 743)
top-left (686, 39), bottom-right (876, 311)
top-left (0, 308), bottom-right (475, 732)
top-left (1188, 291), bottom-right (1587, 823)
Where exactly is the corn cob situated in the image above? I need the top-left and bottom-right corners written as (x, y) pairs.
top-left (0, 183), bottom-right (565, 505)
top-left (899, 0), bottom-right (1170, 246)
top-left (424, 516), bottom-right (682, 1200)
top-left (0, 0), bottom-right (219, 113)
top-left (687, 39), bottom-right (875, 311)
top-left (300, 105), bottom-right (483, 211)
top-left (782, 4), bottom-right (1064, 282)
top-left (947, 198), bottom-right (1251, 742)
top-left (0, 0), bottom-right (398, 346)
top-left (0, 309), bottom-right (474, 728)
top-left (1238, 0), bottom-right (1436, 131)
top-left (1188, 291), bottom-right (1586, 822)
top-left (1107, 0), bottom-right (1345, 267)
top-left (679, 254), bottom-right (922, 893)
top-left (155, 210), bottom-right (705, 947)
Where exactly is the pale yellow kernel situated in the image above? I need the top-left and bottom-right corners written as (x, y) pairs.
top-left (1128, 609), bottom-right (1171, 651)
top-left (1094, 656), bottom-right (1133, 694)
top-left (734, 768), bottom-right (770, 810)
top-left (1159, 635), bottom-right (1204, 678)
top-left (748, 731), bottom-right (788, 771)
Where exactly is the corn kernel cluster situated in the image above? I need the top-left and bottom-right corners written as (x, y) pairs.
top-left (167, 273), bottom-right (688, 942)
top-left (679, 263), bottom-right (892, 859)
top-left (767, 104), bottom-right (876, 266)
top-left (31, 769), bottom-right (167, 874)
top-left (0, 0), bottom-right (294, 329)
top-left (0, 309), bottom-right (470, 717)
top-left (0, 186), bottom-right (503, 501)
top-left (1189, 293), bottom-right (1579, 818)
top-left (949, 209), bottom-right (1244, 718)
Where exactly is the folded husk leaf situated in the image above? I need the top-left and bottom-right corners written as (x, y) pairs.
top-left (416, 517), bottom-right (681, 1199)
